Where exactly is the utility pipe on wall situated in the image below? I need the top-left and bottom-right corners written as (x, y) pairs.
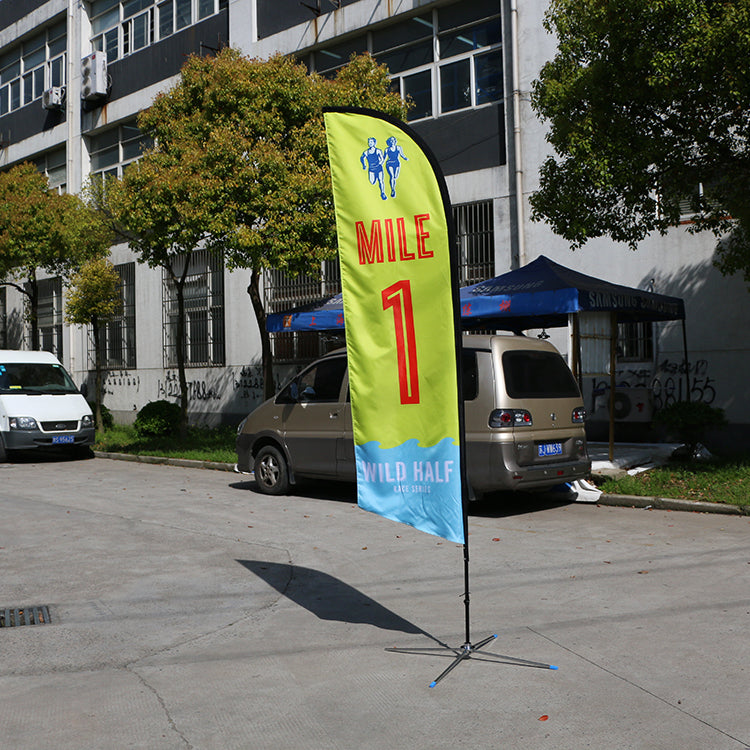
top-left (510, 0), bottom-right (526, 268)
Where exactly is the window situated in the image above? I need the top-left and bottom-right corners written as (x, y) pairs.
top-left (89, 120), bottom-right (153, 179)
top-left (34, 147), bottom-right (67, 193)
top-left (90, 0), bottom-right (225, 61)
top-left (502, 350), bottom-right (580, 399)
top-left (310, 0), bottom-right (502, 122)
top-left (163, 251), bottom-right (225, 367)
top-left (277, 356), bottom-right (347, 404)
top-left (617, 321), bottom-right (653, 362)
top-left (0, 288), bottom-right (6, 349)
top-left (453, 200), bottom-right (494, 286)
top-left (0, 20), bottom-right (66, 115)
top-left (265, 260), bottom-right (343, 365)
top-left (28, 277), bottom-right (64, 358)
top-left (88, 262), bottom-right (136, 369)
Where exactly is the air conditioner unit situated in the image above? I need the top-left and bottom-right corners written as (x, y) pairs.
top-left (591, 387), bottom-right (653, 422)
top-left (42, 86), bottom-right (65, 110)
top-left (81, 51), bottom-right (108, 101)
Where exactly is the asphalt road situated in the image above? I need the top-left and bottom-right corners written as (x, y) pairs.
top-left (1, 454), bottom-right (749, 750)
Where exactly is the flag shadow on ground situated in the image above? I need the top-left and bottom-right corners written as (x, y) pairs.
top-left (237, 559), bottom-right (422, 635)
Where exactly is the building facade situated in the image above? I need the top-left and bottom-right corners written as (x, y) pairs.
top-left (1, 0), bottom-right (747, 446)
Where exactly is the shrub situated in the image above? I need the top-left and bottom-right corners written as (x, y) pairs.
top-left (134, 400), bottom-right (181, 437)
top-left (653, 401), bottom-right (727, 453)
top-left (88, 401), bottom-right (114, 430)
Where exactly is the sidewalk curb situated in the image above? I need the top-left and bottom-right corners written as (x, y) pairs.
top-left (598, 493), bottom-right (748, 515)
top-left (93, 451), bottom-right (236, 473)
top-left (93, 451), bottom-right (747, 516)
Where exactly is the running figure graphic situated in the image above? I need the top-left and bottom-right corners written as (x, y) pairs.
top-left (360, 137), bottom-right (387, 200)
top-left (384, 136), bottom-right (408, 197)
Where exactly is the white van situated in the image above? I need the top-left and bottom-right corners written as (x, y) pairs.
top-left (0, 350), bottom-right (95, 461)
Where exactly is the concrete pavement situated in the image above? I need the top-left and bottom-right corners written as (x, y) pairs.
top-left (1, 455), bottom-right (749, 749)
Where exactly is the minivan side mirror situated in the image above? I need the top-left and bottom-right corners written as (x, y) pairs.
top-left (276, 382), bottom-right (298, 404)
top-left (299, 386), bottom-right (316, 402)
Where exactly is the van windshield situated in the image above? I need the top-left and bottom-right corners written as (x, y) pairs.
top-left (502, 350), bottom-right (580, 398)
top-left (0, 362), bottom-right (79, 395)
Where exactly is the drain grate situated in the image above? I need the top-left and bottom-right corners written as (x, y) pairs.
top-left (0, 606), bottom-right (52, 628)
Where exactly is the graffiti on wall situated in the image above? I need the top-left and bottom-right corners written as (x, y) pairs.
top-left (158, 370), bottom-right (222, 401)
top-left (652, 358), bottom-right (715, 408)
top-left (103, 371), bottom-right (141, 397)
top-left (588, 358), bottom-right (716, 411)
top-left (155, 367), bottom-right (285, 405)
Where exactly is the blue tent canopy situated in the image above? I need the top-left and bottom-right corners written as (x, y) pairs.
top-left (266, 255), bottom-right (685, 332)
top-left (459, 255), bottom-right (685, 331)
top-left (266, 293), bottom-right (344, 332)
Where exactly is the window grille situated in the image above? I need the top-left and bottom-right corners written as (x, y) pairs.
top-left (26, 277), bottom-right (63, 357)
top-left (162, 251), bottom-right (225, 367)
top-left (0, 287), bottom-right (6, 349)
top-left (87, 262), bottom-right (136, 369)
top-left (452, 200), bottom-right (494, 285)
top-left (617, 321), bottom-right (654, 362)
top-left (265, 259), bottom-right (343, 364)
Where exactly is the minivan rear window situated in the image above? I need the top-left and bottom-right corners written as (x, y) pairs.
top-left (502, 350), bottom-right (580, 398)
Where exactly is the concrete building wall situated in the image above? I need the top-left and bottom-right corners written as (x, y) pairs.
top-left (1, 0), bottom-right (747, 447)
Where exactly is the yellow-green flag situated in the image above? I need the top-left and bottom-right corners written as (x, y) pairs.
top-left (324, 108), bottom-right (464, 543)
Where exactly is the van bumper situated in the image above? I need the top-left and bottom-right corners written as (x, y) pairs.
top-left (470, 441), bottom-right (591, 492)
top-left (2, 427), bottom-right (96, 451)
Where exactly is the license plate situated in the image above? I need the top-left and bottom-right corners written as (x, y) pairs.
top-left (52, 435), bottom-right (75, 445)
top-left (538, 441), bottom-right (562, 457)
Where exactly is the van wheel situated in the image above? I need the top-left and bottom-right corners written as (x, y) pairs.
top-left (0, 435), bottom-right (6, 463)
top-left (254, 445), bottom-right (290, 495)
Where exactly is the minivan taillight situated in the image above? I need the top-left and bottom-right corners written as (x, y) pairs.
top-left (572, 407), bottom-right (586, 424)
top-left (489, 409), bottom-right (533, 428)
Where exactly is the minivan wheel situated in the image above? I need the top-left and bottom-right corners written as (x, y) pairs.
top-left (254, 445), bottom-right (290, 495)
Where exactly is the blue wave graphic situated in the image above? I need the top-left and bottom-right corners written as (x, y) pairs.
top-left (355, 437), bottom-right (464, 543)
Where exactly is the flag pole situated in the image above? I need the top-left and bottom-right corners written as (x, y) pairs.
top-left (322, 106), bottom-right (557, 686)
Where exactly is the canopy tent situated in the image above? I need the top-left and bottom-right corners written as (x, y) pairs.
top-left (266, 255), bottom-right (689, 460)
top-left (459, 255), bottom-right (685, 331)
top-left (266, 255), bottom-right (685, 332)
top-left (267, 293), bottom-right (344, 332)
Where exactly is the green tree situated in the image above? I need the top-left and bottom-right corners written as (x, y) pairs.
top-left (530, 0), bottom-right (750, 286)
top-left (96, 48), bottom-right (406, 435)
top-left (0, 163), bottom-right (112, 348)
top-left (65, 258), bottom-right (123, 431)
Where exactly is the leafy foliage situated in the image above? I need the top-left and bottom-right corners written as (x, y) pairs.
top-left (66, 258), bottom-right (123, 431)
top-left (65, 258), bottom-right (123, 325)
top-left (134, 400), bottom-right (182, 438)
top-left (88, 401), bottom-right (114, 430)
top-left (93, 48), bottom-right (407, 412)
top-left (0, 163), bottom-right (112, 347)
top-left (653, 400), bottom-right (727, 452)
top-left (531, 0), bottom-right (750, 286)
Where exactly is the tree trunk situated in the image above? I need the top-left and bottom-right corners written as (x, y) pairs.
top-left (27, 273), bottom-right (39, 351)
top-left (172, 262), bottom-right (190, 440)
top-left (247, 268), bottom-right (275, 401)
top-left (92, 313), bottom-right (104, 432)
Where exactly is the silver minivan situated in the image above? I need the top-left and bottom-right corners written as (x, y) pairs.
top-left (236, 334), bottom-right (590, 497)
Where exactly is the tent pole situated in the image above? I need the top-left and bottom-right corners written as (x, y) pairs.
top-left (609, 313), bottom-right (617, 462)
top-left (682, 319), bottom-right (691, 403)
